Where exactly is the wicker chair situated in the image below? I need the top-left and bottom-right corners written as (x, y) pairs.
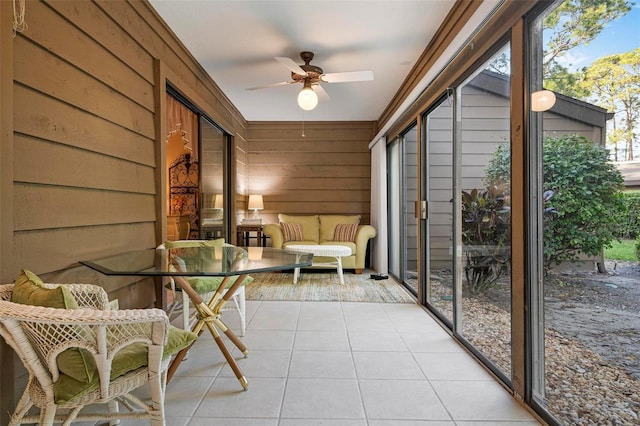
top-left (0, 282), bottom-right (180, 426)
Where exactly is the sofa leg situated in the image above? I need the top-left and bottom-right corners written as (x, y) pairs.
top-left (355, 269), bottom-right (363, 274)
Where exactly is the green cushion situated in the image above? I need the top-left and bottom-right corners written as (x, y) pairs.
top-left (11, 270), bottom-right (97, 384)
top-left (11, 270), bottom-right (79, 309)
top-left (183, 275), bottom-right (254, 293)
top-left (163, 238), bottom-right (225, 249)
top-left (53, 325), bottom-right (197, 403)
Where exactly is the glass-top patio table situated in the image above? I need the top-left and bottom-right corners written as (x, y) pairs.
top-left (80, 246), bottom-right (313, 390)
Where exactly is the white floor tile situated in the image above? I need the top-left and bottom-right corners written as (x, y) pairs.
top-left (297, 301), bottom-right (347, 330)
top-left (399, 330), bottom-right (466, 353)
top-left (414, 352), bottom-right (494, 381)
top-left (195, 377), bottom-right (285, 418)
top-left (348, 330), bottom-right (409, 352)
top-left (430, 380), bottom-right (540, 422)
top-left (146, 300), bottom-right (543, 426)
top-left (240, 329), bottom-right (296, 350)
top-left (281, 378), bottom-right (365, 419)
top-left (218, 349), bottom-right (291, 378)
top-left (288, 350), bottom-right (357, 378)
top-left (353, 351), bottom-right (425, 380)
top-left (359, 379), bottom-right (451, 421)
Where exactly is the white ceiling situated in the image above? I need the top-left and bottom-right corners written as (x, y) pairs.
top-left (148, 0), bottom-right (456, 122)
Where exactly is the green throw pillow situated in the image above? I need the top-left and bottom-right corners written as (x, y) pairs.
top-left (11, 270), bottom-right (97, 384)
top-left (11, 269), bottom-right (79, 309)
top-left (53, 325), bottom-right (197, 403)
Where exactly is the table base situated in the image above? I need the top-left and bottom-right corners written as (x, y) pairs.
top-left (167, 274), bottom-right (250, 390)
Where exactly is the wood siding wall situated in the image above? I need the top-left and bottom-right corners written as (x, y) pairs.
top-left (0, 0), bottom-right (247, 418)
top-left (2, 0), bottom-right (246, 291)
top-left (247, 121), bottom-right (377, 228)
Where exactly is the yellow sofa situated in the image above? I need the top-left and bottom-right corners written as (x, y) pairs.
top-left (263, 214), bottom-right (376, 274)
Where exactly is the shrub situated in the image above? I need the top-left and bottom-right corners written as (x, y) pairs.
top-left (618, 191), bottom-right (640, 239)
top-left (461, 185), bottom-right (511, 294)
top-left (485, 135), bottom-right (626, 271)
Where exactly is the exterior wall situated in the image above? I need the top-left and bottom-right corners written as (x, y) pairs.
top-left (247, 121), bottom-right (376, 228)
top-left (0, 0), bottom-right (247, 418)
top-left (427, 85), bottom-right (606, 269)
top-left (543, 113), bottom-right (605, 144)
top-left (1, 0), bottom-right (246, 291)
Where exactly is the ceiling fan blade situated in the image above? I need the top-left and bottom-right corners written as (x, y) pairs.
top-left (275, 56), bottom-right (307, 76)
top-left (314, 84), bottom-right (330, 100)
top-left (322, 70), bottom-right (374, 83)
top-left (246, 81), bottom-right (293, 91)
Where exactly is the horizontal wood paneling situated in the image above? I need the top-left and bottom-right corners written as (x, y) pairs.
top-left (14, 86), bottom-right (155, 165)
top-left (14, 135), bottom-right (155, 193)
top-left (14, 36), bottom-right (155, 137)
top-left (247, 121), bottom-right (376, 226)
top-left (12, 223), bottom-right (156, 277)
top-left (4, 0), bottom-right (245, 284)
top-left (14, 184), bottom-right (155, 230)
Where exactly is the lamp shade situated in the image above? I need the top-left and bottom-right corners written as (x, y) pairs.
top-left (248, 194), bottom-right (264, 211)
top-left (531, 90), bottom-right (556, 112)
top-left (213, 194), bottom-right (223, 209)
top-left (297, 86), bottom-right (318, 111)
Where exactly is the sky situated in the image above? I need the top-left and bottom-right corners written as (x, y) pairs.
top-left (556, 4), bottom-right (640, 71)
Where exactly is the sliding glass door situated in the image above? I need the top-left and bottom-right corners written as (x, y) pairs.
top-left (424, 96), bottom-right (454, 324)
top-left (457, 43), bottom-right (512, 380)
top-left (387, 125), bottom-right (419, 295)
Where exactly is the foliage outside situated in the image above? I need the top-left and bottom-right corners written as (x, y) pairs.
top-left (617, 191), bottom-right (640, 239)
top-left (461, 186), bottom-right (511, 294)
top-left (604, 239), bottom-right (637, 261)
top-left (484, 135), bottom-right (626, 272)
top-left (542, 0), bottom-right (639, 161)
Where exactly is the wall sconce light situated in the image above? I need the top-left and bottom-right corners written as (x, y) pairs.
top-left (247, 194), bottom-right (264, 219)
top-left (297, 79), bottom-right (318, 111)
top-left (531, 90), bottom-right (556, 112)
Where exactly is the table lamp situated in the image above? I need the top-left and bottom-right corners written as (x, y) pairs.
top-left (248, 194), bottom-right (264, 219)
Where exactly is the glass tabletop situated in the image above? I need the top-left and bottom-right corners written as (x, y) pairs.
top-left (80, 246), bottom-right (313, 277)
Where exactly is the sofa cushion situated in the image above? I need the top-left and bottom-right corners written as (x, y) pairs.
top-left (278, 214), bottom-right (320, 242)
top-left (333, 223), bottom-right (358, 242)
top-left (281, 222), bottom-right (304, 242)
top-left (319, 215), bottom-right (361, 243)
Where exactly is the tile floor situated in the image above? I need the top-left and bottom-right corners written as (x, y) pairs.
top-left (120, 300), bottom-right (543, 425)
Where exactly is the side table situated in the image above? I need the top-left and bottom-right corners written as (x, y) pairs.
top-left (237, 224), bottom-right (266, 246)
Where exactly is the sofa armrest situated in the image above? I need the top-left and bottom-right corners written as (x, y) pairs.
top-left (354, 225), bottom-right (376, 269)
top-left (263, 223), bottom-right (284, 248)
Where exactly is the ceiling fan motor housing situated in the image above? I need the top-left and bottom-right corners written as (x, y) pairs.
top-left (291, 51), bottom-right (324, 83)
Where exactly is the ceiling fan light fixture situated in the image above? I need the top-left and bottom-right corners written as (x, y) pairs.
top-left (297, 85), bottom-right (318, 111)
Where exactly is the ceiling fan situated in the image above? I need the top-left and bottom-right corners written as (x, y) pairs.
top-left (246, 51), bottom-right (374, 111)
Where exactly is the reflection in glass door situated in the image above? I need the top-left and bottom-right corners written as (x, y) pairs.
top-left (458, 43), bottom-right (512, 380)
top-left (387, 139), bottom-right (401, 280)
top-left (199, 117), bottom-right (228, 240)
top-left (387, 125), bottom-right (419, 295)
top-left (403, 126), bottom-right (419, 294)
top-left (424, 97), bottom-right (454, 324)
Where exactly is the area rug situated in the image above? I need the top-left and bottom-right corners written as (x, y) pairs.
top-left (244, 270), bottom-right (416, 303)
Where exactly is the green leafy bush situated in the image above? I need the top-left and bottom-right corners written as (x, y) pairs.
top-left (618, 191), bottom-right (640, 239)
top-left (461, 185), bottom-right (511, 294)
top-left (485, 135), bottom-right (626, 271)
